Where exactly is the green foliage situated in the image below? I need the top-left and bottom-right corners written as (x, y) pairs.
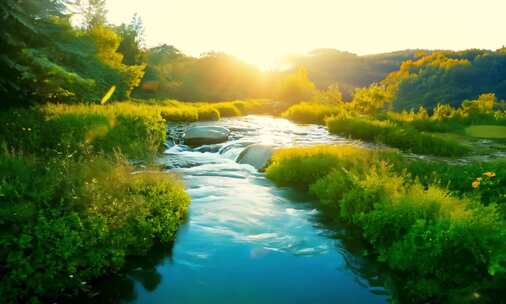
top-left (311, 84), bottom-right (344, 104)
top-left (326, 115), bottom-right (470, 156)
top-left (0, 152), bottom-right (190, 302)
top-left (265, 145), bottom-right (506, 302)
top-left (276, 67), bottom-right (316, 104)
top-left (212, 102), bottom-right (241, 117)
top-left (0, 2), bottom-right (145, 106)
top-left (287, 49), bottom-right (420, 100)
top-left (381, 50), bottom-right (506, 110)
top-left (350, 83), bottom-right (394, 115)
top-left (135, 48), bottom-right (268, 101)
top-left (282, 102), bottom-right (344, 124)
top-left (397, 158), bottom-right (506, 211)
top-left (465, 125), bottom-right (506, 139)
top-left (77, 0), bottom-right (107, 29)
top-left (0, 103), bottom-right (166, 159)
top-left (196, 106), bottom-right (221, 121)
top-left (386, 94), bottom-right (506, 134)
top-left (115, 14), bottom-right (147, 65)
top-left (146, 99), bottom-right (268, 122)
top-left (266, 145), bottom-right (384, 188)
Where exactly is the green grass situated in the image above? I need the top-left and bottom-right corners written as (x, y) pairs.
top-left (282, 102), bottom-right (343, 124)
top-left (0, 103), bottom-right (166, 160)
top-left (465, 125), bottom-right (506, 139)
top-left (265, 145), bottom-right (506, 303)
top-left (326, 116), bottom-right (470, 157)
top-left (145, 99), bottom-right (272, 122)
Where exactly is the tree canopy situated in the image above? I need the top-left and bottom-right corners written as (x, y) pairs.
top-left (0, 0), bottom-right (146, 107)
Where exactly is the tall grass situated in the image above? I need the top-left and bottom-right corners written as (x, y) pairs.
top-left (149, 99), bottom-right (270, 122)
top-left (326, 116), bottom-right (470, 156)
top-left (0, 103), bottom-right (166, 159)
top-left (266, 145), bottom-right (506, 303)
top-left (282, 102), bottom-right (343, 124)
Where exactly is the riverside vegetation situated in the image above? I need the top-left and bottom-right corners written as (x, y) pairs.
top-left (0, 99), bottom-right (268, 302)
top-left (265, 146), bottom-right (506, 303)
top-left (2, 1), bottom-right (506, 303)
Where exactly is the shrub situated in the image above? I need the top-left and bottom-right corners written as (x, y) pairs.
top-left (0, 152), bottom-right (190, 302)
top-left (282, 102), bottom-right (344, 124)
top-left (197, 106), bottom-right (221, 121)
top-left (265, 145), bottom-right (506, 302)
top-left (398, 158), bottom-right (506, 211)
top-left (212, 103), bottom-right (241, 117)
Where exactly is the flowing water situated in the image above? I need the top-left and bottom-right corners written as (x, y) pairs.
top-left (98, 116), bottom-right (390, 303)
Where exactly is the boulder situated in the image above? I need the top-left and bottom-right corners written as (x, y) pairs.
top-left (184, 126), bottom-right (230, 147)
top-left (236, 144), bottom-right (274, 171)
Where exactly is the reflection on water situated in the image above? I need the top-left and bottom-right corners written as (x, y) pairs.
top-left (92, 116), bottom-right (390, 303)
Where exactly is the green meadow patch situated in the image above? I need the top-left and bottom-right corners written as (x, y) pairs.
top-left (465, 125), bottom-right (506, 139)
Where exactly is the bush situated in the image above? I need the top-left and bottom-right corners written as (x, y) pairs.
top-left (326, 116), bottom-right (470, 156)
top-left (397, 158), bottom-right (506, 211)
top-left (197, 106), bottom-right (221, 121)
top-left (386, 95), bottom-right (506, 133)
top-left (265, 145), bottom-right (506, 302)
top-left (212, 103), bottom-right (241, 117)
top-left (0, 152), bottom-right (190, 302)
top-left (282, 102), bottom-right (344, 124)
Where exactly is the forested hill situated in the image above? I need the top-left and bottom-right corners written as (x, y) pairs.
top-left (134, 48), bottom-right (421, 101)
top-left (133, 46), bottom-right (269, 101)
top-left (286, 49), bottom-right (422, 99)
top-left (2, 1), bottom-right (505, 108)
top-left (382, 49), bottom-right (506, 110)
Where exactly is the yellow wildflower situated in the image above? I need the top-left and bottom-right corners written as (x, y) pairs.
top-left (483, 172), bottom-right (496, 178)
top-left (472, 180), bottom-right (480, 189)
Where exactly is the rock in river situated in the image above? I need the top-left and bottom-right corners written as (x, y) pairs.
top-left (183, 126), bottom-right (230, 147)
top-left (236, 144), bottom-right (274, 171)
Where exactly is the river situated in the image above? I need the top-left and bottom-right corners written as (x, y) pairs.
top-left (96, 115), bottom-right (390, 303)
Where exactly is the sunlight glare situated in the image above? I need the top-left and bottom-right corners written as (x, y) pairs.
top-left (105, 0), bottom-right (506, 69)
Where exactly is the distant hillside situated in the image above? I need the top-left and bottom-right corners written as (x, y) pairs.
top-left (380, 49), bottom-right (506, 110)
top-left (287, 49), bottom-right (423, 100)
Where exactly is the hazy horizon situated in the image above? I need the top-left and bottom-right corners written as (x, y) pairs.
top-left (106, 0), bottom-right (506, 69)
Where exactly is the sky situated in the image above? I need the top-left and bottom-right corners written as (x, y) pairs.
top-left (106, 0), bottom-right (506, 69)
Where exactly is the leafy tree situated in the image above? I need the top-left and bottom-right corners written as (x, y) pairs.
top-left (312, 83), bottom-right (343, 104)
top-left (134, 49), bottom-right (266, 101)
top-left (276, 67), bottom-right (316, 104)
top-left (116, 14), bottom-right (147, 65)
top-left (0, 0), bottom-right (67, 106)
top-left (351, 83), bottom-right (393, 114)
top-left (287, 49), bottom-right (421, 100)
top-left (76, 0), bottom-right (107, 29)
top-left (0, 0), bottom-right (146, 106)
top-left (387, 50), bottom-right (506, 110)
